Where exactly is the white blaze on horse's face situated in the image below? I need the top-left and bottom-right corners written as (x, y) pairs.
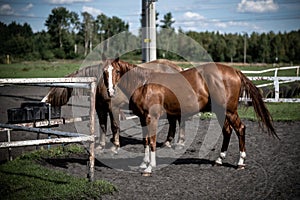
top-left (107, 64), bottom-right (115, 97)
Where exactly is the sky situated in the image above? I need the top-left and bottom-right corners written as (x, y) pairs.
top-left (0, 0), bottom-right (299, 34)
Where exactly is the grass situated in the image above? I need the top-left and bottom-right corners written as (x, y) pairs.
top-left (197, 103), bottom-right (299, 121)
top-left (0, 60), bottom-right (81, 78)
top-left (1, 60), bottom-right (298, 78)
top-left (232, 64), bottom-right (299, 77)
top-left (0, 145), bottom-right (116, 200)
top-left (238, 103), bottom-right (300, 121)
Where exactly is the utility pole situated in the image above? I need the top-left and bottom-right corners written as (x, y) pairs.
top-left (141, 0), bottom-right (157, 63)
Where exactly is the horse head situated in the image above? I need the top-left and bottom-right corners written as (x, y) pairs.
top-left (102, 55), bottom-right (123, 97)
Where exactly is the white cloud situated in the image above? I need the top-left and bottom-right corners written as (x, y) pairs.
top-left (215, 22), bottom-right (227, 28)
top-left (0, 4), bottom-right (14, 15)
top-left (183, 11), bottom-right (205, 20)
top-left (22, 3), bottom-right (33, 12)
top-left (237, 0), bottom-right (279, 13)
top-left (178, 11), bottom-right (260, 33)
top-left (82, 6), bottom-right (102, 16)
top-left (47, 0), bottom-right (92, 4)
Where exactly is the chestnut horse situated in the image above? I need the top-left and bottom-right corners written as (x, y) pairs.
top-left (42, 59), bottom-right (183, 152)
top-left (103, 59), bottom-right (278, 175)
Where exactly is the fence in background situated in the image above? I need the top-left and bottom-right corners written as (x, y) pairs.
top-left (241, 66), bottom-right (300, 103)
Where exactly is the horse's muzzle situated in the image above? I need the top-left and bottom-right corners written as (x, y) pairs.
top-left (108, 87), bottom-right (116, 97)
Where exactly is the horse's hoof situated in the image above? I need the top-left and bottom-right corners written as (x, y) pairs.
top-left (95, 145), bottom-right (104, 153)
top-left (95, 145), bottom-right (102, 150)
top-left (110, 146), bottom-right (120, 154)
top-left (139, 162), bottom-right (148, 169)
top-left (163, 141), bottom-right (172, 148)
top-left (142, 172), bottom-right (152, 177)
top-left (237, 165), bottom-right (245, 170)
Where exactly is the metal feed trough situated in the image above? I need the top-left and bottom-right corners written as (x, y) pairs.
top-left (7, 102), bottom-right (61, 124)
top-left (0, 77), bottom-right (97, 181)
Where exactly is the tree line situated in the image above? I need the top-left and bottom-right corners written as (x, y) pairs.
top-left (0, 7), bottom-right (299, 64)
top-left (186, 30), bottom-right (300, 64)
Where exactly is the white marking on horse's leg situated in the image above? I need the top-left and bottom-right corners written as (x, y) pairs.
top-left (107, 64), bottom-right (115, 96)
top-left (177, 123), bottom-right (185, 145)
top-left (140, 145), bottom-right (150, 169)
top-left (143, 164), bottom-right (152, 174)
top-left (238, 151), bottom-right (246, 167)
top-left (150, 151), bottom-right (156, 168)
top-left (215, 151), bottom-right (227, 165)
top-left (110, 145), bottom-right (120, 154)
top-left (163, 141), bottom-right (172, 148)
top-left (142, 151), bottom-right (156, 175)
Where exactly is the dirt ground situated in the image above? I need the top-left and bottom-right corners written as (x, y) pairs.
top-left (0, 85), bottom-right (299, 200)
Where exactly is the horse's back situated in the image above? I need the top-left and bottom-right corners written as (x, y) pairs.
top-left (139, 59), bottom-right (183, 73)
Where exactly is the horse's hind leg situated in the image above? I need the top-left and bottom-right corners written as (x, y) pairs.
top-left (215, 118), bottom-right (233, 166)
top-left (164, 115), bottom-right (176, 148)
top-left (174, 118), bottom-right (185, 150)
top-left (227, 111), bottom-right (246, 169)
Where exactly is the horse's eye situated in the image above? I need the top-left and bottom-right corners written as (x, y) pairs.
top-left (116, 70), bottom-right (120, 74)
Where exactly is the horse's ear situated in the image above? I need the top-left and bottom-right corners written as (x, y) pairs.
top-left (101, 54), bottom-right (107, 61)
top-left (115, 53), bottom-right (119, 62)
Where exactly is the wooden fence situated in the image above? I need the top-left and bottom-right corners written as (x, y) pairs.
top-left (242, 66), bottom-right (300, 103)
top-left (0, 77), bottom-right (97, 181)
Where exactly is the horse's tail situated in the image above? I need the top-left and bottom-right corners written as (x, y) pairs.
top-left (42, 87), bottom-right (73, 106)
top-left (237, 70), bottom-right (279, 139)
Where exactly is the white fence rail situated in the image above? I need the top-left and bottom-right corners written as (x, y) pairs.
top-left (241, 66), bottom-right (300, 103)
top-left (0, 77), bottom-right (97, 181)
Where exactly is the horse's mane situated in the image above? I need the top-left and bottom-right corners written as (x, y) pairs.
top-left (44, 64), bottom-right (102, 106)
top-left (67, 64), bottom-right (101, 79)
top-left (116, 62), bottom-right (156, 96)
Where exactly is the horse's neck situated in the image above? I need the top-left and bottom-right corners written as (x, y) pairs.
top-left (118, 66), bottom-right (153, 96)
top-left (120, 60), bottom-right (137, 72)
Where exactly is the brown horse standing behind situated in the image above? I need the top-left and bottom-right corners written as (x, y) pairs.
top-left (103, 59), bottom-right (278, 176)
top-left (42, 58), bottom-right (183, 153)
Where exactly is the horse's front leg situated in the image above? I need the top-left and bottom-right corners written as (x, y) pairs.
top-left (142, 114), bottom-right (158, 176)
top-left (96, 106), bottom-right (108, 151)
top-left (139, 117), bottom-right (150, 169)
top-left (109, 105), bottom-right (121, 154)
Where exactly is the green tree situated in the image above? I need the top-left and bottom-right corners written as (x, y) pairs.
top-left (33, 31), bottom-right (54, 60)
top-left (286, 30), bottom-right (300, 63)
top-left (94, 14), bottom-right (129, 51)
top-left (160, 12), bottom-right (175, 29)
top-left (0, 22), bottom-right (34, 60)
top-left (259, 33), bottom-right (271, 63)
top-left (45, 7), bottom-right (73, 49)
top-left (81, 12), bottom-right (94, 56)
top-left (96, 13), bottom-right (109, 42)
top-left (225, 33), bottom-right (237, 62)
top-left (209, 32), bottom-right (226, 62)
top-left (248, 32), bottom-right (260, 63)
